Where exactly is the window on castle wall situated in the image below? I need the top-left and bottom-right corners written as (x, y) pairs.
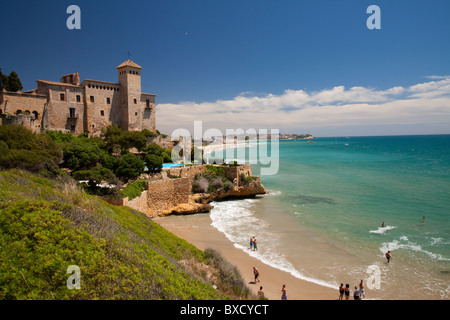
top-left (135, 112), bottom-right (138, 116)
top-left (134, 99), bottom-right (137, 104)
top-left (90, 96), bottom-right (94, 102)
top-left (60, 93), bottom-right (65, 101)
top-left (101, 110), bottom-right (104, 116)
top-left (146, 99), bottom-right (150, 107)
top-left (107, 97), bottom-right (111, 104)
top-left (76, 95), bottom-right (81, 102)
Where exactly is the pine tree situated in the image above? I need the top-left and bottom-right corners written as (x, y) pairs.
top-left (6, 71), bottom-right (23, 92)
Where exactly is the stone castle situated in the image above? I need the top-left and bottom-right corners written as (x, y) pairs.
top-left (0, 60), bottom-right (156, 136)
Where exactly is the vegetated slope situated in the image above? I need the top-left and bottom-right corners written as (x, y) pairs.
top-left (0, 169), bottom-right (250, 300)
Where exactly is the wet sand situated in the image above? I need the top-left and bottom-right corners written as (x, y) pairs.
top-left (154, 213), bottom-right (338, 300)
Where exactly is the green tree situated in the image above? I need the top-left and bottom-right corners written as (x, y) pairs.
top-left (145, 154), bottom-right (163, 173)
top-left (5, 71), bottom-right (23, 92)
top-left (115, 152), bottom-right (145, 181)
top-left (101, 125), bottom-right (123, 153)
top-left (120, 131), bottom-right (147, 152)
top-left (63, 138), bottom-right (108, 172)
top-left (72, 164), bottom-right (119, 188)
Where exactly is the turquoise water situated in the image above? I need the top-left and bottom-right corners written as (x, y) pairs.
top-left (210, 135), bottom-right (450, 299)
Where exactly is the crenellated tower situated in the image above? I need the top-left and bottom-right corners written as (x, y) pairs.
top-left (117, 60), bottom-right (143, 131)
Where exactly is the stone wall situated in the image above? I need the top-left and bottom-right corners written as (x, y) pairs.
top-left (0, 91), bottom-right (47, 124)
top-left (1, 113), bottom-right (40, 134)
top-left (145, 178), bottom-right (191, 217)
top-left (167, 164), bottom-right (253, 186)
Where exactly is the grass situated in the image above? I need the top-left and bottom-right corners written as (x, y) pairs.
top-left (0, 169), bottom-right (253, 300)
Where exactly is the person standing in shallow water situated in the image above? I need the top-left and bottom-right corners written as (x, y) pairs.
top-left (386, 250), bottom-right (392, 263)
top-left (253, 238), bottom-right (258, 251)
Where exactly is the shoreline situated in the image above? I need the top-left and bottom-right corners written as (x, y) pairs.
top-left (154, 213), bottom-right (338, 300)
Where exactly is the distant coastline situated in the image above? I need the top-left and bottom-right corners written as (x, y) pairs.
top-left (279, 133), bottom-right (315, 140)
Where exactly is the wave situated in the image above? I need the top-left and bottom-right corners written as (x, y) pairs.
top-left (209, 199), bottom-right (338, 290)
top-left (380, 236), bottom-right (450, 262)
top-left (370, 225), bottom-right (397, 234)
top-left (264, 190), bottom-right (282, 197)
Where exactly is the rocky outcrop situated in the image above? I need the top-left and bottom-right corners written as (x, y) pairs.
top-left (153, 179), bottom-right (267, 217)
top-left (160, 179), bottom-right (267, 216)
top-left (111, 165), bottom-right (268, 218)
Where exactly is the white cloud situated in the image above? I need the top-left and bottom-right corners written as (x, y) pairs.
top-left (156, 78), bottom-right (450, 136)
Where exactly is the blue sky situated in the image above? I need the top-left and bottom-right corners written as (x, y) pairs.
top-left (1, 0), bottom-right (449, 136)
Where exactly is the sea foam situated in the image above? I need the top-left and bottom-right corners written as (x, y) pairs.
top-left (209, 199), bottom-right (338, 290)
top-left (370, 225), bottom-right (397, 234)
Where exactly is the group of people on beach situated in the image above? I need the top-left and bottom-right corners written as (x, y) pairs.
top-left (253, 268), bottom-right (287, 301)
top-left (339, 280), bottom-right (366, 300)
top-left (249, 236), bottom-right (258, 251)
top-left (250, 238), bottom-right (287, 300)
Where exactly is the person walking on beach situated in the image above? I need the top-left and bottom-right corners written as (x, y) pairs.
top-left (250, 237), bottom-right (254, 250)
top-left (253, 267), bottom-right (260, 283)
top-left (281, 284), bottom-right (287, 300)
top-left (385, 250), bottom-right (392, 263)
top-left (253, 238), bottom-right (258, 251)
top-left (339, 283), bottom-right (345, 300)
top-left (344, 284), bottom-right (350, 300)
top-left (359, 280), bottom-right (366, 299)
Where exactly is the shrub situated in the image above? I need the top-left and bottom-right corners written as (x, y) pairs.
top-left (120, 180), bottom-right (147, 200)
top-left (204, 248), bottom-right (251, 298)
top-left (192, 176), bottom-right (209, 193)
top-left (0, 125), bottom-right (62, 173)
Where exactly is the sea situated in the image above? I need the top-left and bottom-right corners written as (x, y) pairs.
top-left (206, 134), bottom-right (450, 299)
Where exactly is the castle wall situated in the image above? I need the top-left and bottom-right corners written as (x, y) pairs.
top-left (0, 91), bottom-right (46, 126)
top-left (1, 113), bottom-right (40, 134)
top-left (83, 81), bottom-right (121, 136)
top-left (37, 81), bottom-right (85, 135)
top-left (141, 94), bottom-right (156, 132)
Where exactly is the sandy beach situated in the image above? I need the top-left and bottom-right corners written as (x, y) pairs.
top-left (154, 213), bottom-right (338, 300)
